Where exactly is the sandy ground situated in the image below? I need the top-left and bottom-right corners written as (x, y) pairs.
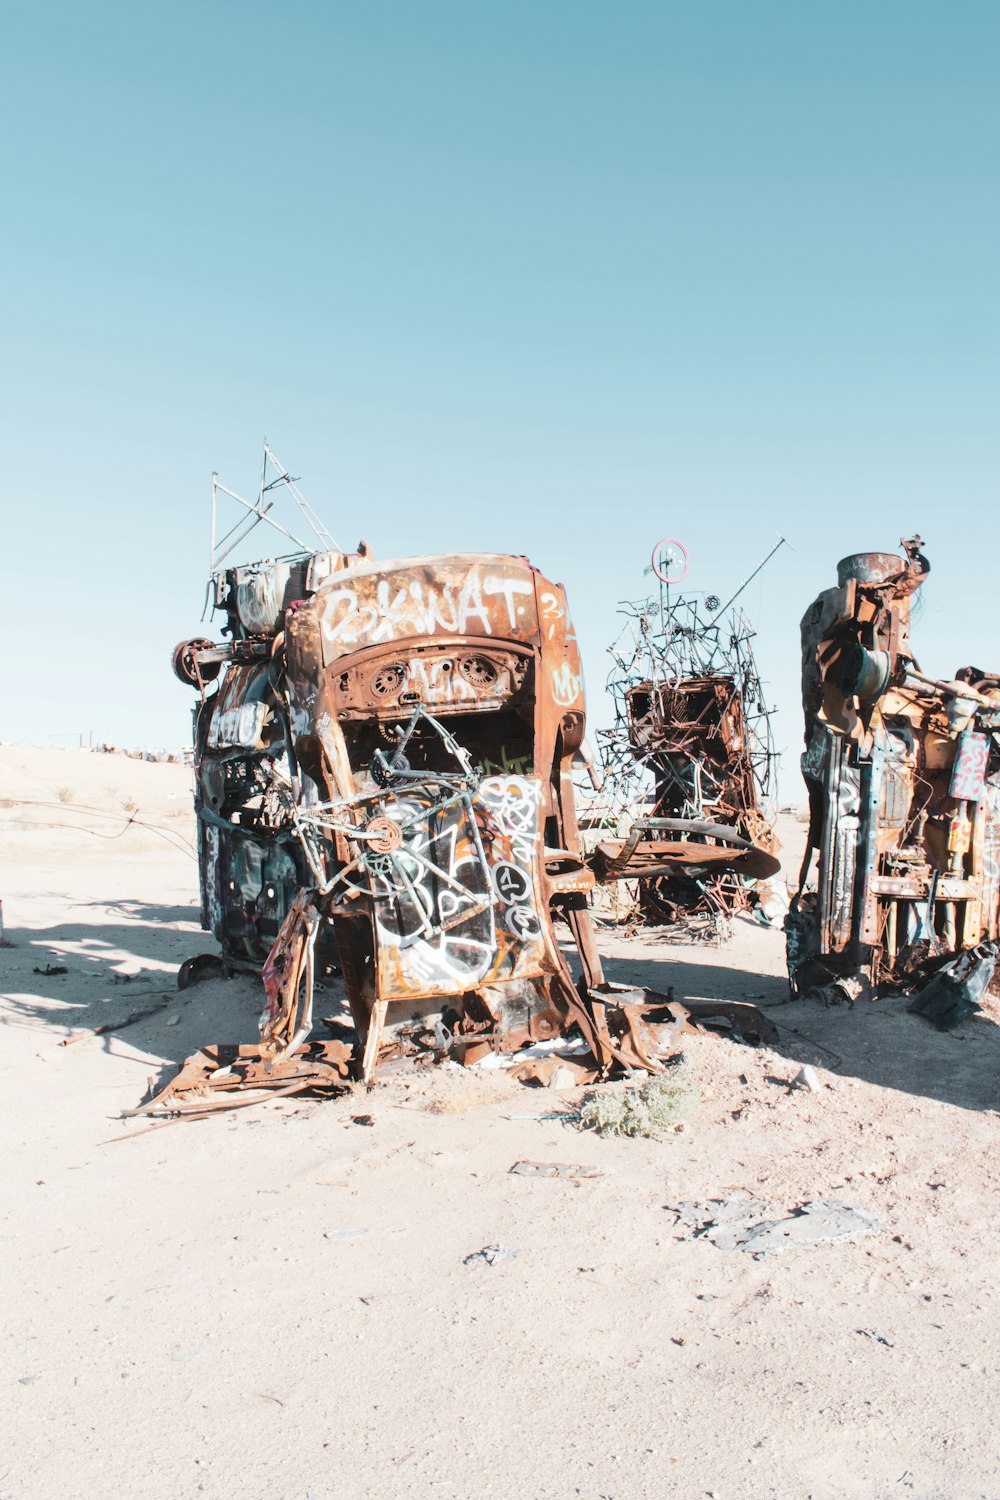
top-left (2, 745), bottom-right (1000, 1500)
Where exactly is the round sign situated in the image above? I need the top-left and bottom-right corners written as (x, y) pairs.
top-left (651, 537), bottom-right (689, 584)
top-left (492, 862), bottom-right (530, 905)
top-left (506, 906), bottom-right (541, 940)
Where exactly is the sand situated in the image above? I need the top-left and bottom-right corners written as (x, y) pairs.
top-left (2, 745), bottom-right (999, 1500)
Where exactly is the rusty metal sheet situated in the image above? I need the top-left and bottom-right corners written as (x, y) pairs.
top-left (141, 1040), bottom-right (354, 1116)
top-left (168, 453), bottom-right (621, 1099)
top-left (508, 1056), bottom-right (600, 1087)
top-left (314, 554), bottom-right (544, 661)
top-left (592, 827), bottom-right (781, 884)
top-left (790, 534), bottom-right (1000, 998)
top-left (162, 450), bottom-right (788, 1117)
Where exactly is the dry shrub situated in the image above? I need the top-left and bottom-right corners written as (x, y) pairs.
top-left (579, 1074), bottom-right (694, 1140)
top-left (57, 786), bottom-right (74, 804)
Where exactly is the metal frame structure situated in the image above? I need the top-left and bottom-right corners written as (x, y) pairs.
top-left (209, 440), bottom-right (337, 575)
top-left (584, 548), bottom-right (781, 935)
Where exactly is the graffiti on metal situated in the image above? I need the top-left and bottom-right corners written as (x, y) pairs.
top-left (319, 560), bottom-right (539, 655)
top-left (790, 535), bottom-right (1000, 1000)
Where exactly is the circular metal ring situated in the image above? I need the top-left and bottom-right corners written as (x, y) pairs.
top-left (651, 537), bottom-right (689, 584)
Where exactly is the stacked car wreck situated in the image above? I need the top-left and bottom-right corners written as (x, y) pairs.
top-left (165, 485), bottom-right (776, 1117)
top-left (176, 546), bottom-right (605, 1075)
top-left (788, 537), bottom-right (1000, 1006)
top-left (276, 550), bottom-right (609, 1080)
top-left (172, 457), bottom-right (1000, 1112)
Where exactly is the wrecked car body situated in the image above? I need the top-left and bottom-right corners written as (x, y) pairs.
top-left (274, 549), bottom-right (613, 1080)
top-left (788, 537), bottom-right (1000, 1001)
top-left (161, 455), bottom-right (776, 1111)
top-left (584, 545), bottom-right (781, 936)
top-left (176, 544), bottom-right (611, 1079)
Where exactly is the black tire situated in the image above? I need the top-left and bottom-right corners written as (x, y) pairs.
top-left (177, 953), bottom-right (226, 990)
top-left (171, 639), bottom-right (222, 688)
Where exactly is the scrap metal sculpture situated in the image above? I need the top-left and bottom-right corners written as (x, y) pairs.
top-left (586, 538), bottom-right (781, 936)
top-left (161, 454), bottom-right (776, 1110)
top-left (787, 537), bottom-right (1000, 1002)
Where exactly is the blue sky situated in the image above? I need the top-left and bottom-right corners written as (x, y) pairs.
top-left (4, 2), bottom-right (998, 793)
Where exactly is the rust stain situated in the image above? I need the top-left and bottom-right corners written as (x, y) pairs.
top-left (157, 453), bottom-right (780, 1113)
top-left (789, 535), bottom-right (1000, 999)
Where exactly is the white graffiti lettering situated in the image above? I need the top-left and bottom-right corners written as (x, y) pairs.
top-left (369, 776), bottom-right (546, 995)
top-left (483, 574), bottom-right (534, 628)
top-left (480, 776), bottom-right (540, 876)
top-left (551, 661), bottom-right (583, 707)
top-left (321, 567), bottom-right (539, 652)
top-left (401, 658), bottom-right (479, 706)
top-left (325, 567), bottom-right (530, 651)
top-left (539, 589), bottom-right (565, 641)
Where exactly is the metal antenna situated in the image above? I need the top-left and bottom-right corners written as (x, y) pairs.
top-left (711, 535), bottom-right (787, 618)
top-left (209, 440), bottom-right (339, 571)
top-left (262, 441), bottom-right (338, 552)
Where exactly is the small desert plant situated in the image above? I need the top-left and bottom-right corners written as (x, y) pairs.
top-left (579, 1074), bottom-right (695, 1140)
top-left (121, 798), bottom-right (139, 813)
top-left (57, 786), bottom-right (74, 804)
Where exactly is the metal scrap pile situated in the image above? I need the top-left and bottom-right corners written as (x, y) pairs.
top-left (788, 536), bottom-right (1000, 1003)
top-left (159, 456), bottom-right (772, 1112)
top-left (583, 541), bottom-right (781, 938)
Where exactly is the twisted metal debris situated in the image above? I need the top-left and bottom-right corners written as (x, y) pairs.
top-left (788, 536), bottom-right (1000, 1002)
top-left (152, 453), bottom-right (774, 1114)
top-left (583, 539), bottom-right (781, 937)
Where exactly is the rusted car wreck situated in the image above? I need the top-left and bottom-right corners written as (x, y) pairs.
top-left (163, 473), bottom-right (772, 1111)
top-left (586, 541), bottom-right (781, 937)
top-left (788, 537), bottom-right (1000, 1011)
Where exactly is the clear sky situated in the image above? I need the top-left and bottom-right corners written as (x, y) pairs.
top-left (4, 1), bottom-right (998, 794)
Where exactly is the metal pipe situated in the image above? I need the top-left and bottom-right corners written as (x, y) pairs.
top-left (904, 669), bottom-right (992, 707)
top-left (711, 536), bottom-right (787, 618)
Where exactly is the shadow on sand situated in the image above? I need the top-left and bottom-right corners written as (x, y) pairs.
top-left (599, 953), bottom-right (1000, 1116)
top-left (3, 901), bottom-right (999, 1116)
top-left (0, 902), bottom-right (258, 1073)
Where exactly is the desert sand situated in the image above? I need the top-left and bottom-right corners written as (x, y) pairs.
top-left (2, 745), bottom-right (999, 1500)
